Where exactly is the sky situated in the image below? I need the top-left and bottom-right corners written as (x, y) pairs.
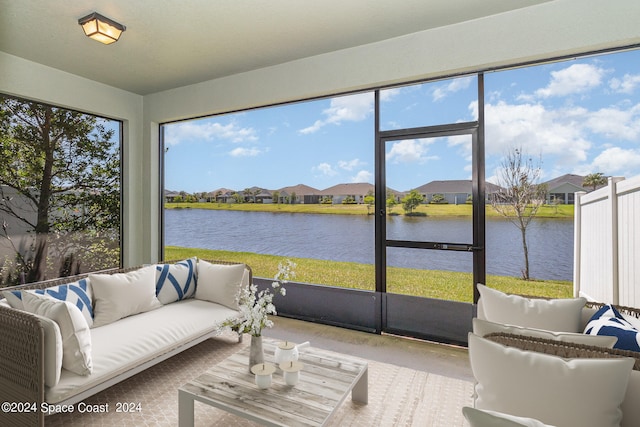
top-left (164, 49), bottom-right (640, 193)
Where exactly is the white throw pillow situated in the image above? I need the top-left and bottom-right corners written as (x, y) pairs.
top-left (468, 332), bottom-right (633, 427)
top-left (155, 257), bottom-right (197, 304)
top-left (463, 407), bottom-right (556, 427)
top-left (90, 265), bottom-right (162, 328)
top-left (477, 284), bottom-right (586, 332)
top-left (473, 318), bottom-right (618, 348)
top-left (22, 292), bottom-right (93, 376)
top-left (2, 278), bottom-right (93, 327)
top-left (195, 261), bottom-right (246, 310)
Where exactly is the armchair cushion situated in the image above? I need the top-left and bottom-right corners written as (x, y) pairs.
top-left (473, 318), bottom-right (617, 348)
top-left (477, 284), bottom-right (586, 332)
top-left (463, 407), bottom-right (555, 427)
top-left (468, 332), bottom-right (633, 427)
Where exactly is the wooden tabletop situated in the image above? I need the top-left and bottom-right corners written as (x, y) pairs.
top-left (178, 338), bottom-right (368, 427)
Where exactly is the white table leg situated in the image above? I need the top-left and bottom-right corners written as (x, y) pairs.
top-left (178, 389), bottom-right (195, 427)
top-left (351, 366), bottom-right (368, 404)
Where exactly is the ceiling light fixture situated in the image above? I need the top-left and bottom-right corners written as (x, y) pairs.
top-left (78, 12), bottom-right (126, 45)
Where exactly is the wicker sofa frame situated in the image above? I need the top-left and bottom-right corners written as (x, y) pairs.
top-left (0, 259), bottom-right (250, 427)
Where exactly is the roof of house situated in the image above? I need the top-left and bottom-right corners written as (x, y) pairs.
top-left (276, 184), bottom-right (322, 196)
top-left (540, 173), bottom-right (611, 192)
top-left (319, 183), bottom-right (374, 196)
top-left (413, 180), bottom-right (502, 194)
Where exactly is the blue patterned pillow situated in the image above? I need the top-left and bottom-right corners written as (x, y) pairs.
top-left (585, 304), bottom-right (640, 352)
top-left (155, 258), bottom-right (197, 304)
top-left (2, 279), bottom-right (94, 327)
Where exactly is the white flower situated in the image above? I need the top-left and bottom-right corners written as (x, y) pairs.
top-left (222, 259), bottom-right (295, 337)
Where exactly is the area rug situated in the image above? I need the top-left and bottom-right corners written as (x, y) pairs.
top-left (46, 334), bottom-right (473, 426)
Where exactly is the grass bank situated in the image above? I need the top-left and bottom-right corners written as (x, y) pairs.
top-left (165, 202), bottom-right (574, 219)
top-left (166, 246), bottom-right (573, 303)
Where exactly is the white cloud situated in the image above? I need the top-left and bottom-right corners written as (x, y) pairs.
top-left (535, 63), bottom-right (606, 98)
top-left (585, 103), bottom-right (640, 140)
top-left (351, 170), bottom-right (373, 183)
top-left (432, 76), bottom-right (473, 101)
top-left (609, 74), bottom-right (640, 94)
top-left (229, 147), bottom-right (261, 157)
top-left (386, 139), bottom-right (438, 164)
top-left (313, 162), bottom-right (337, 176)
top-left (338, 158), bottom-right (365, 171)
top-left (299, 93), bottom-right (374, 134)
top-left (483, 101), bottom-right (591, 166)
top-left (588, 147), bottom-right (640, 175)
top-left (299, 120), bottom-right (324, 135)
top-left (380, 88), bottom-right (401, 102)
top-left (165, 121), bottom-right (258, 145)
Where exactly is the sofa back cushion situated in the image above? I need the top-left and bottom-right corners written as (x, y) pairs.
top-left (195, 261), bottom-right (247, 310)
top-left (90, 265), bottom-right (162, 328)
top-left (477, 284), bottom-right (586, 333)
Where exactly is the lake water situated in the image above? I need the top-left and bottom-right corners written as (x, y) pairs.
top-left (164, 209), bottom-right (574, 281)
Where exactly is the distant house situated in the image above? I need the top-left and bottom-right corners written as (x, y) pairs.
top-left (164, 190), bottom-right (181, 203)
top-left (276, 184), bottom-right (322, 204)
top-left (239, 186), bottom-right (272, 203)
top-left (319, 183), bottom-right (374, 204)
top-left (542, 174), bottom-right (606, 205)
top-left (413, 180), bottom-right (502, 204)
top-left (209, 188), bottom-right (236, 203)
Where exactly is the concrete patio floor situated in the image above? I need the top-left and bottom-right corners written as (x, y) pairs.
top-left (264, 315), bottom-right (473, 382)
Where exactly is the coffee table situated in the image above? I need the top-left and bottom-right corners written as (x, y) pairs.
top-left (178, 338), bottom-right (368, 426)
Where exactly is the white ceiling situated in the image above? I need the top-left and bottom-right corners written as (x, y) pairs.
top-left (0, 0), bottom-right (546, 95)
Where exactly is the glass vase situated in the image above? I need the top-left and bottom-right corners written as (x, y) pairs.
top-left (249, 335), bottom-right (264, 371)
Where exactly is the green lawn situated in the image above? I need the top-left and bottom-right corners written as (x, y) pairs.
top-left (165, 202), bottom-right (574, 219)
top-left (166, 246), bottom-right (573, 303)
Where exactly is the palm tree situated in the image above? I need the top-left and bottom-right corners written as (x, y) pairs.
top-left (583, 172), bottom-right (607, 191)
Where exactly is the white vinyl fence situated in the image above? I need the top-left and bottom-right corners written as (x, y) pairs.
top-left (574, 175), bottom-right (640, 306)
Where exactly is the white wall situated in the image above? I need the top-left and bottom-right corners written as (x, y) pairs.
top-left (3, 0), bottom-right (640, 265)
top-left (0, 51), bottom-right (145, 267)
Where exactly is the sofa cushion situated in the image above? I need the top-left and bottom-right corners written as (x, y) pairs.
top-left (195, 261), bottom-right (247, 310)
top-left (468, 332), bottom-right (633, 427)
top-left (90, 266), bottom-right (162, 328)
top-left (155, 258), bottom-right (197, 304)
top-left (45, 298), bottom-right (239, 404)
top-left (22, 292), bottom-right (93, 376)
top-left (477, 284), bottom-right (586, 332)
top-left (585, 304), bottom-right (640, 352)
top-left (462, 407), bottom-right (555, 427)
top-left (2, 278), bottom-right (94, 327)
top-left (473, 318), bottom-right (618, 348)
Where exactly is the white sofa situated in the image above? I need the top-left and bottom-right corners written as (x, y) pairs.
top-left (468, 284), bottom-right (640, 427)
top-left (0, 258), bottom-right (250, 427)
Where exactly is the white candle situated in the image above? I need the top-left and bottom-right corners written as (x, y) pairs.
top-left (279, 360), bottom-right (304, 386)
top-left (251, 363), bottom-right (275, 389)
top-left (275, 341), bottom-right (298, 364)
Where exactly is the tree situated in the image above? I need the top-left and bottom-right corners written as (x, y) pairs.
top-left (386, 194), bottom-right (398, 215)
top-left (364, 191), bottom-right (375, 215)
top-left (401, 190), bottom-right (424, 215)
top-left (0, 95), bottom-right (120, 285)
top-left (490, 148), bottom-right (547, 280)
top-left (583, 172), bottom-right (607, 191)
